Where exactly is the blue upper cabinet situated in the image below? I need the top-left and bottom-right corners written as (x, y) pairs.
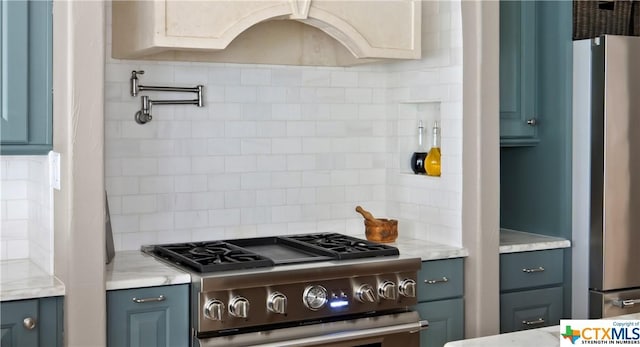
top-left (0, 0), bottom-right (53, 155)
top-left (500, 0), bottom-right (539, 146)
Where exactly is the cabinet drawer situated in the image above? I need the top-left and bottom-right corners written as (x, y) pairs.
top-left (500, 286), bottom-right (563, 333)
top-left (415, 298), bottom-right (464, 347)
top-left (418, 258), bottom-right (464, 302)
top-left (500, 249), bottom-right (563, 291)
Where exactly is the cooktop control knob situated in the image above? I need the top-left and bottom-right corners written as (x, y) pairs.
top-left (229, 296), bottom-right (249, 318)
top-left (378, 281), bottom-right (398, 300)
top-left (204, 299), bottom-right (224, 321)
top-left (399, 279), bottom-right (417, 298)
top-left (267, 292), bottom-right (287, 315)
top-left (355, 284), bottom-right (377, 303)
top-left (303, 285), bottom-right (328, 311)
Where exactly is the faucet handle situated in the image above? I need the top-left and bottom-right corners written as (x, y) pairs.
top-left (130, 70), bottom-right (145, 96)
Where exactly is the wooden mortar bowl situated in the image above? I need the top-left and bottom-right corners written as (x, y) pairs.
top-left (364, 219), bottom-right (398, 243)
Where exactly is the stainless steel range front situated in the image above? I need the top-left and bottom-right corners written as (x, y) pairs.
top-left (144, 233), bottom-right (427, 347)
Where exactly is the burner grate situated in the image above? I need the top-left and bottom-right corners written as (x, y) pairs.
top-left (153, 241), bottom-right (274, 272)
top-left (285, 233), bottom-right (399, 259)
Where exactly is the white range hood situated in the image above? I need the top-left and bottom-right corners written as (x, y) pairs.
top-left (112, 0), bottom-right (422, 66)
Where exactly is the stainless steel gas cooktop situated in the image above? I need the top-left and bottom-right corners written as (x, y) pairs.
top-left (142, 233), bottom-right (422, 346)
top-left (146, 232), bottom-right (400, 273)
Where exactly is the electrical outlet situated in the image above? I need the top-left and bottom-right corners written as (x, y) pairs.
top-left (48, 151), bottom-right (61, 190)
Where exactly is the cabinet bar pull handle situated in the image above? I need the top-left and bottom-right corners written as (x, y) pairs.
top-left (522, 318), bottom-right (545, 326)
top-left (425, 277), bottom-right (449, 284)
top-left (522, 267), bottom-right (545, 273)
top-left (612, 298), bottom-right (640, 309)
top-left (132, 295), bottom-right (166, 303)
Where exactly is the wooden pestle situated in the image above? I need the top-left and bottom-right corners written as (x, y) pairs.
top-left (355, 206), bottom-right (382, 225)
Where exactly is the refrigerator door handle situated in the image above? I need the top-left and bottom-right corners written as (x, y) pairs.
top-left (612, 298), bottom-right (640, 309)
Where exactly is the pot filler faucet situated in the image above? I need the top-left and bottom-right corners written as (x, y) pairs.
top-left (129, 70), bottom-right (204, 124)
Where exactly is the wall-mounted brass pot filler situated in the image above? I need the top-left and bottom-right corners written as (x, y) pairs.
top-left (130, 70), bottom-right (204, 124)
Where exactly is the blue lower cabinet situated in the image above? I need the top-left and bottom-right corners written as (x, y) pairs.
top-left (500, 286), bottom-right (563, 333)
top-left (0, 299), bottom-right (38, 347)
top-left (107, 284), bottom-right (189, 347)
top-left (0, 296), bottom-right (63, 347)
top-left (417, 259), bottom-right (465, 347)
top-left (416, 298), bottom-right (464, 347)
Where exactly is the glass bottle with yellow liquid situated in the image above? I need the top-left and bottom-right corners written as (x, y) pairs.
top-left (425, 121), bottom-right (441, 177)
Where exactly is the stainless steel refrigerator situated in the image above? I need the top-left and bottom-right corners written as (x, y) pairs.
top-left (572, 35), bottom-right (640, 319)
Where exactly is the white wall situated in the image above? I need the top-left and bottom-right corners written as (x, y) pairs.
top-left (0, 156), bottom-right (53, 273)
top-left (104, 1), bottom-right (463, 251)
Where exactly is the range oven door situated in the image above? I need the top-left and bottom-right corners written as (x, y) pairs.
top-left (196, 311), bottom-right (428, 347)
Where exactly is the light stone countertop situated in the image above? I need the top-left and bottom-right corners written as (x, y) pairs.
top-left (105, 250), bottom-right (191, 291)
top-left (104, 238), bottom-right (468, 291)
top-left (391, 237), bottom-right (469, 261)
top-left (500, 229), bottom-right (571, 254)
top-left (0, 259), bottom-right (65, 301)
top-left (444, 313), bottom-right (640, 347)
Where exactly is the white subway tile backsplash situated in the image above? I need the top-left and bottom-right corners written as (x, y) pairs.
top-left (6, 239), bottom-right (29, 259)
top-left (206, 86), bottom-right (225, 103)
top-left (191, 121), bottom-right (225, 138)
top-left (271, 69), bottom-right (302, 86)
top-left (286, 121), bottom-right (316, 137)
top-left (102, 1), bottom-right (463, 250)
top-left (6, 200), bottom-right (29, 219)
top-left (174, 175), bottom-right (207, 193)
top-left (256, 155), bottom-right (287, 172)
top-left (302, 70), bottom-right (331, 87)
top-left (106, 177), bottom-right (139, 195)
top-left (316, 187), bottom-right (346, 204)
top-left (209, 209), bottom-right (241, 227)
top-left (272, 205), bottom-right (302, 223)
top-left (241, 69), bottom-right (272, 86)
top-left (225, 86), bottom-right (257, 103)
top-left (272, 104), bottom-right (302, 120)
top-left (139, 176), bottom-right (174, 194)
top-left (158, 157), bottom-right (191, 175)
top-left (225, 121), bottom-right (257, 137)
top-left (121, 158), bottom-right (158, 176)
top-left (272, 138), bottom-right (302, 154)
top-left (209, 67), bottom-right (241, 85)
top-left (225, 155), bottom-right (258, 173)
top-left (122, 195), bottom-right (157, 214)
top-left (174, 66), bottom-right (209, 84)
top-left (286, 188), bottom-right (316, 205)
top-left (331, 71), bottom-right (358, 87)
top-left (241, 207), bottom-right (271, 224)
top-left (256, 189), bottom-right (286, 206)
top-left (271, 172), bottom-right (302, 188)
top-left (140, 212), bottom-right (175, 231)
top-left (257, 86), bottom-right (287, 103)
top-left (239, 172), bottom-right (271, 190)
top-left (1, 181), bottom-right (28, 200)
top-left (174, 139), bottom-right (209, 156)
top-left (174, 211), bottom-right (208, 229)
top-left (6, 160), bottom-right (29, 179)
top-left (241, 139), bottom-right (271, 154)
top-left (1, 220), bottom-right (29, 239)
top-left (224, 191), bottom-right (257, 208)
